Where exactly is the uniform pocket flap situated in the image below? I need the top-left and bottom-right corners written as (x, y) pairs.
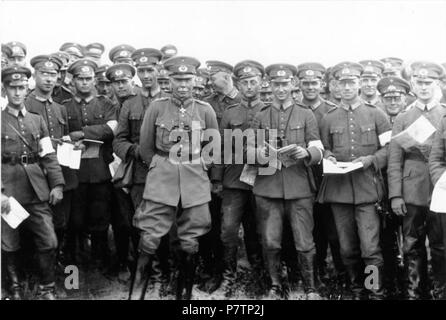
top-left (330, 126), bottom-right (344, 134)
top-left (155, 118), bottom-right (174, 130)
top-left (360, 124), bottom-right (375, 133)
top-left (290, 123), bottom-right (304, 130)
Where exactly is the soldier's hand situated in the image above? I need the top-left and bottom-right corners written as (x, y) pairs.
top-left (289, 145), bottom-right (309, 160)
top-left (352, 156), bottom-right (374, 169)
top-left (327, 156), bottom-right (337, 164)
top-left (211, 182), bottom-right (223, 196)
top-left (391, 197), bottom-right (407, 216)
top-left (49, 185), bottom-right (64, 206)
top-left (73, 141), bottom-right (86, 151)
top-left (69, 131), bottom-right (85, 141)
top-left (1, 193), bottom-right (11, 214)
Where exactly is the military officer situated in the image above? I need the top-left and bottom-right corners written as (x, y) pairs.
top-left (63, 59), bottom-right (117, 268)
top-left (388, 62), bottom-right (446, 299)
top-left (192, 74), bottom-right (206, 100)
top-left (129, 56), bottom-right (218, 300)
top-left (297, 62), bottom-right (345, 284)
top-left (326, 67), bottom-right (342, 105)
top-left (109, 44), bottom-right (136, 65)
top-left (213, 60), bottom-right (265, 297)
top-left (4, 41), bottom-right (27, 66)
top-left (318, 62), bottom-right (392, 300)
top-left (359, 60), bottom-right (386, 111)
top-left (377, 76), bottom-right (411, 125)
top-left (26, 54), bottom-right (79, 266)
top-left (248, 63), bottom-right (324, 300)
top-left (95, 64), bottom-right (119, 107)
top-left (429, 92), bottom-right (446, 300)
top-left (1, 65), bottom-right (65, 299)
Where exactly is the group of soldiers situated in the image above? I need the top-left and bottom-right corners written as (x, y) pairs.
top-left (1, 40), bottom-right (446, 301)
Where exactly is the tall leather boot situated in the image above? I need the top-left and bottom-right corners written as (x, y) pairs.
top-left (344, 263), bottom-right (364, 300)
top-left (220, 246), bottom-right (237, 297)
top-left (36, 250), bottom-right (57, 300)
top-left (298, 251), bottom-right (322, 300)
top-left (265, 250), bottom-right (282, 300)
top-left (3, 251), bottom-right (23, 300)
top-left (128, 251), bottom-right (153, 300)
top-left (183, 253), bottom-right (198, 300)
top-left (55, 228), bottom-right (66, 267)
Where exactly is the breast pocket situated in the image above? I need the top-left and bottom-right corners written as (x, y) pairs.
top-left (1, 133), bottom-right (19, 153)
top-left (155, 117), bottom-right (176, 145)
top-left (360, 124), bottom-right (377, 146)
top-left (330, 126), bottom-right (345, 147)
top-left (289, 123), bottom-right (305, 144)
top-left (93, 111), bottom-right (105, 125)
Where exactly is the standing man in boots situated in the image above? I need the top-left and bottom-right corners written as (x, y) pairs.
top-left (25, 54), bottom-right (78, 269)
top-left (129, 56), bottom-right (218, 300)
top-left (63, 59), bottom-right (117, 269)
top-left (1, 65), bottom-right (65, 299)
top-left (249, 63), bottom-right (324, 299)
top-left (213, 60), bottom-right (265, 297)
top-left (388, 62), bottom-right (446, 299)
top-left (318, 62), bottom-right (392, 300)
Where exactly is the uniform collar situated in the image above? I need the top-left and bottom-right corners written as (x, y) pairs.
top-left (7, 105), bottom-right (27, 117)
top-left (241, 97), bottom-right (261, 108)
top-left (340, 99), bottom-right (362, 111)
top-left (74, 94), bottom-right (94, 103)
top-left (301, 97), bottom-right (321, 110)
top-left (32, 91), bottom-right (54, 104)
top-left (140, 86), bottom-right (160, 98)
top-left (272, 98), bottom-right (293, 110)
top-left (172, 96), bottom-right (194, 108)
top-left (414, 99), bottom-right (438, 111)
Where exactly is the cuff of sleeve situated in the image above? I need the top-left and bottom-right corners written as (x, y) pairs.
top-left (306, 146), bottom-right (323, 166)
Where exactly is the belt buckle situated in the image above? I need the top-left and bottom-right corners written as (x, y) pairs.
top-left (21, 154), bottom-right (28, 165)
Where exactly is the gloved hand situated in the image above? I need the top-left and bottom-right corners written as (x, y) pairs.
top-left (352, 155), bottom-right (375, 169)
top-left (69, 131), bottom-right (84, 141)
top-left (1, 193), bottom-right (11, 214)
top-left (391, 197), bottom-right (407, 216)
top-left (49, 185), bottom-right (64, 206)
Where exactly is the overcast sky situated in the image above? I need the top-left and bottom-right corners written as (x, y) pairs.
top-left (1, 0), bottom-right (446, 68)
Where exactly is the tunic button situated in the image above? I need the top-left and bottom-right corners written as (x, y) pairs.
top-left (351, 132), bottom-right (354, 134)
top-left (351, 139), bottom-right (354, 142)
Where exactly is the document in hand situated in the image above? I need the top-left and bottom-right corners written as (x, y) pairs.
top-left (57, 142), bottom-right (82, 169)
top-left (1, 197), bottom-right (30, 229)
top-left (392, 115), bottom-right (436, 149)
top-left (323, 159), bottom-right (363, 174)
top-left (81, 139), bottom-right (104, 159)
top-left (265, 142), bottom-right (297, 168)
top-left (430, 171), bottom-right (446, 213)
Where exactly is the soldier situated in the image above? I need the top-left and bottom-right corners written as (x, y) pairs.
top-left (297, 62), bottom-right (345, 284)
top-left (129, 56), bottom-right (218, 300)
top-left (106, 63), bottom-right (137, 111)
top-left (197, 68), bottom-right (213, 99)
top-left (192, 74), bottom-right (206, 100)
top-left (326, 67), bottom-right (342, 105)
top-left (160, 44), bottom-right (178, 63)
top-left (59, 42), bottom-right (84, 64)
top-left (213, 60), bottom-right (266, 297)
top-left (259, 79), bottom-right (273, 106)
top-left (63, 59), bottom-right (117, 268)
top-left (157, 67), bottom-right (172, 94)
top-left (25, 54), bottom-right (79, 267)
top-left (290, 84), bottom-right (302, 104)
top-left (51, 51), bottom-right (73, 104)
top-left (109, 44), bottom-right (135, 65)
top-left (1, 44), bottom-right (12, 68)
top-left (4, 41), bottom-right (27, 66)
top-left (248, 63), bottom-right (324, 299)
top-left (198, 60), bottom-right (241, 293)
top-left (95, 64), bottom-right (119, 107)
top-left (388, 62), bottom-right (446, 299)
top-left (380, 57), bottom-right (404, 78)
top-left (318, 62), bottom-right (392, 300)
top-left (359, 60), bottom-right (386, 111)
top-left (428, 90), bottom-right (446, 300)
top-left (84, 42), bottom-right (105, 65)
top-left (375, 76), bottom-right (411, 298)
top-left (111, 48), bottom-right (169, 284)
top-left (1, 65), bottom-right (65, 299)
